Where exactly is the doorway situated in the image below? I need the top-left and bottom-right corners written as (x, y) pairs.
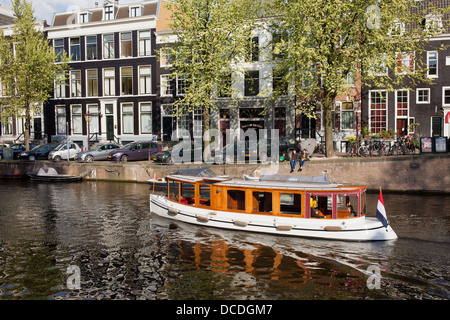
top-left (397, 119), bottom-right (408, 137)
top-left (432, 117), bottom-right (442, 137)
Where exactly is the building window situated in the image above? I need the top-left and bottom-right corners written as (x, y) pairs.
top-left (369, 91), bottom-right (387, 133)
top-left (443, 87), bottom-right (450, 107)
top-left (396, 90), bottom-right (408, 117)
top-left (273, 68), bottom-right (288, 96)
top-left (70, 70), bottom-right (82, 97)
top-left (139, 31), bottom-right (151, 56)
top-left (71, 105), bottom-right (82, 135)
top-left (70, 38), bottom-right (80, 61)
top-left (104, 5), bottom-right (114, 21)
top-left (193, 107), bottom-right (203, 139)
top-left (341, 101), bottom-right (354, 130)
top-left (55, 72), bottom-right (66, 98)
top-left (139, 66), bottom-right (151, 95)
top-left (2, 116), bottom-right (13, 135)
top-left (87, 69), bottom-right (98, 97)
top-left (140, 103), bottom-right (152, 134)
top-left (121, 67), bottom-right (133, 96)
top-left (121, 103), bottom-right (134, 134)
top-left (247, 36), bottom-right (259, 62)
top-left (427, 51), bottom-right (438, 78)
top-left (56, 106), bottom-right (66, 135)
top-left (86, 36), bottom-right (97, 60)
top-left (160, 47), bottom-right (172, 67)
top-left (161, 74), bottom-right (173, 96)
top-left (120, 32), bottom-right (132, 58)
top-left (87, 104), bottom-right (99, 135)
top-left (244, 70), bottom-right (259, 96)
top-left (396, 52), bottom-right (414, 74)
top-left (130, 6), bottom-right (143, 17)
top-left (54, 39), bottom-right (64, 62)
top-left (103, 34), bottom-right (115, 59)
top-left (79, 12), bottom-right (91, 24)
top-left (177, 74), bottom-right (189, 96)
top-left (416, 88), bottom-right (430, 104)
top-left (103, 68), bottom-right (115, 96)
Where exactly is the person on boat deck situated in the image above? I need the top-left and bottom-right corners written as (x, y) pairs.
top-left (310, 196), bottom-right (324, 218)
top-left (346, 202), bottom-right (357, 217)
top-left (298, 149), bottom-right (310, 172)
top-left (290, 150), bottom-right (299, 173)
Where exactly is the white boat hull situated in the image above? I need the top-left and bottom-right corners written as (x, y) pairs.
top-left (150, 194), bottom-right (398, 241)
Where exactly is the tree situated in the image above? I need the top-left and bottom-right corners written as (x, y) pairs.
top-left (268, 0), bottom-right (447, 157)
top-left (162, 0), bottom-right (259, 145)
top-left (0, 0), bottom-right (69, 151)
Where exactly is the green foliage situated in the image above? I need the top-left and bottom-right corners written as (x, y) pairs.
top-left (161, 0), bottom-right (259, 133)
top-left (267, 0), bottom-right (448, 156)
top-left (0, 0), bottom-right (69, 149)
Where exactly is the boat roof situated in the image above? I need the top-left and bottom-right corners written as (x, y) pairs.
top-left (167, 175), bottom-right (362, 192)
top-left (169, 168), bottom-right (218, 177)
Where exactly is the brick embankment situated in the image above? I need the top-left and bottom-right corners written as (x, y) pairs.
top-left (0, 153), bottom-right (448, 194)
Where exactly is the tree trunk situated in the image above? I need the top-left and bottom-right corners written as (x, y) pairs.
top-left (322, 98), bottom-right (335, 158)
top-left (25, 107), bottom-right (31, 151)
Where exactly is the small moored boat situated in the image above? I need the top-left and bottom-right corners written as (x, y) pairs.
top-left (150, 175), bottom-right (398, 241)
top-left (27, 168), bottom-right (84, 182)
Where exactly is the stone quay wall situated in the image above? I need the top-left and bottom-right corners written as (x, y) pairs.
top-left (0, 153), bottom-right (449, 194)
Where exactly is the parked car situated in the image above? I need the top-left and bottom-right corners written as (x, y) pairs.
top-left (18, 143), bottom-right (59, 161)
top-left (0, 143), bottom-right (38, 160)
top-left (245, 138), bottom-right (298, 162)
top-left (108, 141), bottom-right (161, 162)
top-left (48, 142), bottom-right (82, 161)
top-left (211, 142), bottom-right (246, 164)
top-left (75, 143), bottom-right (121, 162)
top-left (152, 143), bottom-right (204, 164)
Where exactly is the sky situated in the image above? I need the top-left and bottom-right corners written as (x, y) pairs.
top-left (0, 0), bottom-right (140, 25)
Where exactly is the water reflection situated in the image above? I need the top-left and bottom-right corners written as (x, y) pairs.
top-left (0, 180), bottom-right (448, 300)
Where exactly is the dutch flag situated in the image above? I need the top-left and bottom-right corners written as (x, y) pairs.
top-left (376, 189), bottom-right (388, 228)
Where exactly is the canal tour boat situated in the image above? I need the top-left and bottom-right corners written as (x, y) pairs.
top-left (149, 175), bottom-right (398, 241)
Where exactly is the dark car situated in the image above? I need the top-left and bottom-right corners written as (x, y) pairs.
top-left (152, 143), bottom-right (204, 164)
top-left (18, 143), bottom-right (59, 161)
top-left (0, 143), bottom-right (38, 160)
top-left (245, 138), bottom-right (298, 162)
top-left (108, 141), bottom-right (161, 162)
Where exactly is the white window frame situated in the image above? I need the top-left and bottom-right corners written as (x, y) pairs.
top-left (160, 47), bottom-right (172, 67)
top-left (121, 66), bottom-right (133, 96)
top-left (139, 65), bottom-right (152, 95)
top-left (443, 87), bottom-right (450, 107)
top-left (416, 88), bottom-right (430, 104)
top-left (161, 74), bottom-right (173, 97)
top-left (70, 70), bottom-right (82, 97)
top-left (427, 51), bottom-right (438, 78)
top-left (395, 52), bottom-right (414, 75)
top-left (139, 102), bottom-right (152, 134)
top-left (56, 105), bottom-right (67, 135)
top-left (139, 30), bottom-right (151, 57)
top-left (130, 5), bottom-right (143, 17)
top-left (71, 104), bottom-right (83, 135)
top-left (102, 34), bottom-right (115, 60)
top-left (86, 69), bottom-right (98, 97)
top-left (120, 32), bottom-right (133, 58)
top-left (86, 35), bottom-right (98, 60)
top-left (55, 72), bottom-right (66, 98)
top-left (121, 103), bottom-right (134, 135)
top-left (103, 68), bottom-right (115, 97)
top-left (79, 12), bottom-right (91, 24)
top-left (104, 5), bottom-right (114, 21)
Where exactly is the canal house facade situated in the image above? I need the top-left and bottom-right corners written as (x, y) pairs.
top-left (44, 0), bottom-right (166, 149)
top-left (361, 0), bottom-right (450, 140)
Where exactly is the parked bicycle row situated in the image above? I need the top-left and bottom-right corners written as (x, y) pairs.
top-left (346, 137), bottom-right (418, 157)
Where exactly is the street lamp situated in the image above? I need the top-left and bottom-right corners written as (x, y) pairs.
top-left (84, 111), bottom-right (93, 150)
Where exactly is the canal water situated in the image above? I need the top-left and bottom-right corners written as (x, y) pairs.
top-left (0, 179), bottom-right (448, 300)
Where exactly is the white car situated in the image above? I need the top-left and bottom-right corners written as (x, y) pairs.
top-left (48, 142), bottom-right (82, 161)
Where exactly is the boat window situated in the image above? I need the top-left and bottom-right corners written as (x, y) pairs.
top-left (280, 193), bottom-right (302, 215)
top-left (198, 184), bottom-right (211, 207)
top-left (227, 189), bottom-right (245, 211)
top-left (251, 191), bottom-right (272, 213)
top-left (310, 195), bottom-right (332, 218)
top-left (337, 194), bottom-right (359, 218)
top-left (168, 180), bottom-right (180, 201)
top-left (180, 183), bottom-right (195, 205)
